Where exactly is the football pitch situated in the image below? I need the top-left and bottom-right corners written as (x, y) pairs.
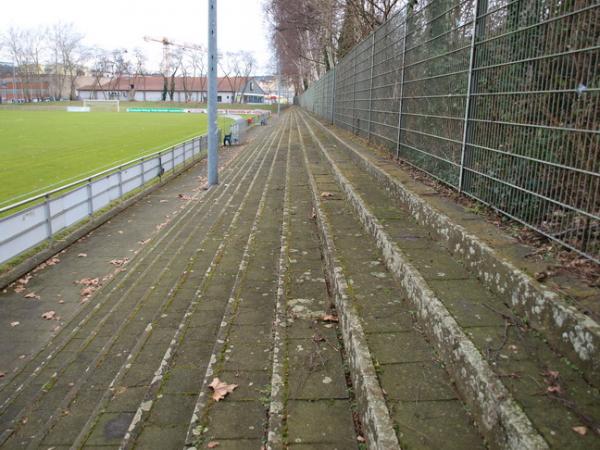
top-left (0, 109), bottom-right (234, 207)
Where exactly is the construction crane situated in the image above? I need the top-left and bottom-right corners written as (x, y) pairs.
top-left (143, 36), bottom-right (204, 74)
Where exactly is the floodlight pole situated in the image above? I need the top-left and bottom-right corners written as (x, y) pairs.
top-left (207, 0), bottom-right (218, 185)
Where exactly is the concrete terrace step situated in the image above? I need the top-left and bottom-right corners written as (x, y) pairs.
top-left (296, 109), bottom-right (600, 449)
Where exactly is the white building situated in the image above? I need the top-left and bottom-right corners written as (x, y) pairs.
top-left (77, 75), bottom-right (266, 104)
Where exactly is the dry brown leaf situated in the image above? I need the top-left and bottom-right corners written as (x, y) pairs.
top-left (0, 372), bottom-right (5, 378)
top-left (320, 192), bottom-right (334, 198)
top-left (208, 377), bottom-right (237, 401)
top-left (572, 426), bottom-right (588, 436)
top-left (10, 321), bottom-right (20, 327)
top-left (17, 275), bottom-right (32, 285)
top-left (535, 271), bottom-right (548, 282)
top-left (41, 311), bottom-right (56, 320)
top-left (321, 314), bottom-right (339, 323)
top-left (80, 287), bottom-right (95, 297)
top-left (546, 385), bottom-right (561, 394)
top-left (544, 370), bottom-right (560, 379)
top-left (357, 436), bottom-right (366, 442)
top-left (77, 277), bottom-right (99, 287)
top-left (47, 257), bottom-right (60, 266)
top-left (207, 442), bottom-right (220, 449)
top-left (78, 253), bottom-right (87, 258)
top-left (109, 258), bottom-right (128, 267)
top-left (14, 285), bottom-right (26, 294)
top-left (24, 292), bottom-right (40, 300)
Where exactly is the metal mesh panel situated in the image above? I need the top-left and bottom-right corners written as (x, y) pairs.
top-left (299, 0), bottom-right (600, 262)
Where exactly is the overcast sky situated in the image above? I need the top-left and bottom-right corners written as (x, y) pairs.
top-left (0, 0), bottom-right (274, 74)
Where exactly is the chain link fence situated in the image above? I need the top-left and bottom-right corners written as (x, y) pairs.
top-left (299, 0), bottom-right (600, 263)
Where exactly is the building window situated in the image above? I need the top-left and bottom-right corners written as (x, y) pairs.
top-left (250, 82), bottom-right (254, 90)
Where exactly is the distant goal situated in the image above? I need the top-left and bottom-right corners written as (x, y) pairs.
top-left (82, 99), bottom-right (120, 112)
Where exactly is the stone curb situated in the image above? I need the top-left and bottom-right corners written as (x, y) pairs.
top-left (303, 112), bottom-right (600, 387)
top-left (296, 114), bottom-right (401, 450)
top-left (299, 112), bottom-right (548, 450)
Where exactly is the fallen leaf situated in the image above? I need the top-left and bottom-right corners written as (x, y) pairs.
top-left (80, 287), bottom-right (95, 297)
top-left (41, 311), bottom-right (56, 320)
top-left (77, 253), bottom-right (87, 258)
top-left (21, 417), bottom-right (28, 425)
top-left (76, 277), bottom-right (99, 287)
top-left (24, 292), bottom-right (40, 300)
top-left (14, 286), bottom-right (26, 294)
top-left (207, 442), bottom-right (220, 449)
top-left (17, 275), bottom-right (32, 285)
top-left (357, 436), bottom-right (366, 442)
top-left (0, 372), bottom-right (5, 378)
top-left (109, 258), bottom-right (128, 267)
top-left (310, 207), bottom-right (317, 219)
top-left (320, 192), bottom-right (334, 198)
top-left (208, 377), bottom-right (237, 401)
top-left (546, 385), bottom-right (562, 394)
top-left (10, 321), bottom-right (20, 327)
top-left (321, 314), bottom-right (339, 323)
top-left (47, 257), bottom-right (60, 266)
top-left (572, 426), bottom-right (588, 436)
top-left (535, 271), bottom-right (548, 282)
top-left (178, 193), bottom-right (192, 201)
top-left (543, 370), bottom-right (560, 379)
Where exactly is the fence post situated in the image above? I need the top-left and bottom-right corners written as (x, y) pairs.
top-left (352, 53), bottom-right (358, 134)
top-left (395, 11), bottom-right (409, 160)
top-left (458, 0), bottom-right (486, 193)
top-left (172, 147), bottom-right (176, 174)
top-left (331, 67), bottom-right (337, 125)
top-left (44, 194), bottom-right (52, 241)
top-left (183, 140), bottom-right (187, 167)
top-left (367, 32), bottom-right (376, 142)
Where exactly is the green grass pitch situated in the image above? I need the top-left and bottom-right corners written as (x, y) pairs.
top-left (0, 109), bottom-right (234, 206)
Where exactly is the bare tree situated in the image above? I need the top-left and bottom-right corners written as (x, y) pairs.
top-left (48, 22), bottom-right (85, 100)
top-left (2, 27), bottom-right (47, 101)
top-left (234, 51), bottom-right (256, 103)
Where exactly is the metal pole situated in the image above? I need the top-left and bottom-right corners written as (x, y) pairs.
top-left (207, 0), bottom-right (218, 185)
top-left (395, 12), bottom-right (409, 160)
top-left (331, 66), bottom-right (336, 125)
top-left (458, 0), bottom-right (485, 193)
top-left (367, 32), bottom-right (376, 142)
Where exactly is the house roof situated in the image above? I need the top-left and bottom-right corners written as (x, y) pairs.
top-left (78, 75), bottom-right (251, 93)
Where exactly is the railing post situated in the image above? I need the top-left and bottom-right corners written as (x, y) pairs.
top-left (395, 11), bottom-right (409, 160)
top-left (172, 147), bottom-right (176, 174)
top-left (44, 194), bottom-right (53, 241)
top-left (367, 32), bottom-right (376, 142)
top-left (183, 141), bottom-right (187, 167)
top-left (86, 179), bottom-right (93, 216)
top-left (117, 167), bottom-right (123, 198)
top-left (459, 0), bottom-right (486, 193)
top-left (141, 157), bottom-right (146, 185)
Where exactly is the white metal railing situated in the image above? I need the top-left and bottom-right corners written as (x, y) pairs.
top-left (0, 110), bottom-right (271, 266)
top-left (0, 134), bottom-right (208, 265)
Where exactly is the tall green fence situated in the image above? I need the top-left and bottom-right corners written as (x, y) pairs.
top-left (299, 0), bottom-right (600, 263)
